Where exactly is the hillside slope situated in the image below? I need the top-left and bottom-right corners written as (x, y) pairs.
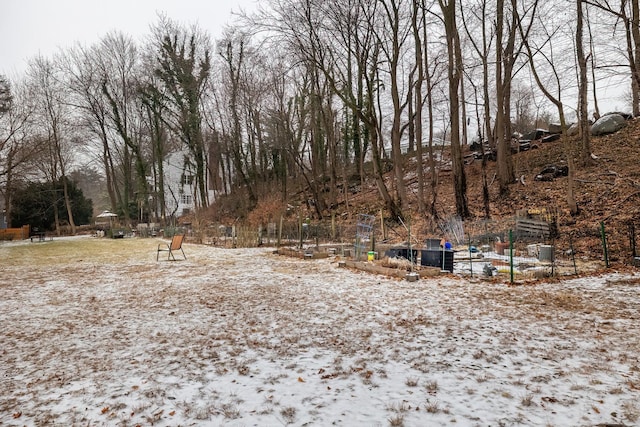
top-left (340, 118), bottom-right (640, 266)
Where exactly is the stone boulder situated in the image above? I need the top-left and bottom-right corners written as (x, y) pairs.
top-left (591, 113), bottom-right (627, 136)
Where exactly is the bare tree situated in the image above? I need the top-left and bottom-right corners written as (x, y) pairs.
top-left (216, 30), bottom-right (259, 210)
top-left (412, 0), bottom-right (426, 213)
top-left (495, 0), bottom-right (536, 195)
top-left (27, 55), bottom-right (77, 234)
top-left (438, 0), bottom-right (470, 218)
top-left (585, 0), bottom-right (640, 115)
top-left (0, 78), bottom-right (40, 227)
top-left (60, 43), bottom-right (122, 216)
top-left (254, 0), bottom-right (402, 218)
top-left (461, 0), bottom-right (495, 219)
top-left (520, 4), bottom-right (579, 215)
top-left (376, 0), bottom-right (415, 212)
top-left (97, 32), bottom-right (153, 223)
top-left (139, 65), bottom-right (170, 222)
top-left (577, 0), bottom-right (593, 166)
top-left (152, 17), bottom-right (212, 211)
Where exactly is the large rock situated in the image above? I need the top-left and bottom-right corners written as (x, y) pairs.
top-left (548, 123), bottom-right (564, 134)
top-left (591, 113), bottom-right (627, 136)
top-left (521, 129), bottom-right (549, 141)
top-left (567, 122), bottom-right (579, 136)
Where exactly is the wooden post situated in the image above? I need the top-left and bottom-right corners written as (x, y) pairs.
top-left (232, 225), bottom-right (237, 248)
top-left (509, 229), bottom-right (514, 284)
top-left (600, 221), bottom-right (609, 268)
top-left (331, 213), bottom-right (336, 240)
top-left (298, 211), bottom-right (303, 249)
top-left (469, 234), bottom-right (473, 278)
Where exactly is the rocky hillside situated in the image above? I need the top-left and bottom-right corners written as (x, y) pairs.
top-left (339, 116), bottom-right (640, 267)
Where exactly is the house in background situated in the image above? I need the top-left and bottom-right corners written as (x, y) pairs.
top-left (162, 150), bottom-right (216, 218)
top-left (163, 150), bottom-right (196, 217)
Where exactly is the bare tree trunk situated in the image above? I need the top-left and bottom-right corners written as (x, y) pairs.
top-left (439, 0), bottom-right (470, 218)
top-left (413, 0), bottom-right (426, 213)
top-left (470, 3), bottom-right (492, 218)
top-left (632, 0), bottom-right (640, 116)
top-left (495, 0), bottom-right (517, 196)
top-left (521, 14), bottom-right (579, 215)
top-left (586, 5), bottom-right (601, 119)
top-left (382, 0), bottom-right (409, 211)
top-left (577, 0), bottom-right (593, 166)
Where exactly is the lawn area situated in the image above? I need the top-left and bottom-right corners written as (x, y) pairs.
top-left (1, 236), bottom-right (639, 426)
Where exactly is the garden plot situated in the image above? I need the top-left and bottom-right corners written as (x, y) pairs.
top-left (1, 236), bottom-right (639, 426)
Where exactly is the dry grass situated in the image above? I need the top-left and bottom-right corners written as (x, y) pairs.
top-left (424, 399), bottom-right (440, 414)
top-left (279, 406), bottom-right (297, 424)
top-left (405, 376), bottom-right (420, 387)
top-left (520, 393), bottom-right (536, 407)
top-left (2, 237), bottom-right (640, 426)
top-left (387, 414), bottom-right (405, 426)
top-left (424, 380), bottom-right (439, 394)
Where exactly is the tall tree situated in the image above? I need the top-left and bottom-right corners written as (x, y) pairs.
top-left (61, 43), bottom-right (122, 216)
top-left (255, 0), bottom-right (402, 218)
top-left (412, 0), bottom-right (427, 213)
top-left (98, 32), bottom-right (150, 222)
top-left (586, 0), bottom-right (640, 115)
top-left (461, 0), bottom-right (495, 219)
top-left (139, 69), bottom-right (170, 222)
top-left (217, 30), bottom-right (258, 210)
top-left (27, 55), bottom-right (77, 234)
top-left (495, 0), bottom-right (533, 195)
top-left (577, 0), bottom-right (593, 166)
top-left (438, 0), bottom-right (470, 218)
top-left (152, 18), bottom-right (212, 210)
top-left (376, 0), bottom-right (414, 212)
top-left (0, 79), bottom-right (39, 228)
top-left (520, 3), bottom-right (579, 215)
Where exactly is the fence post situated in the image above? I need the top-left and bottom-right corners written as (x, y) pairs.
top-left (629, 221), bottom-right (637, 262)
top-left (298, 212), bottom-right (303, 249)
top-left (509, 229), bottom-right (514, 284)
top-left (469, 234), bottom-right (473, 278)
top-left (569, 233), bottom-right (577, 275)
top-left (331, 213), bottom-right (336, 240)
top-left (600, 221), bottom-right (609, 268)
top-left (232, 225), bottom-right (237, 248)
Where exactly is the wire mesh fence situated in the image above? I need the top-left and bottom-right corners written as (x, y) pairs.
top-left (186, 212), bottom-right (638, 279)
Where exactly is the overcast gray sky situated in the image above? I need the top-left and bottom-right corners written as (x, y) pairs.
top-left (0, 0), bottom-right (258, 76)
top-left (0, 0), bottom-right (630, 113)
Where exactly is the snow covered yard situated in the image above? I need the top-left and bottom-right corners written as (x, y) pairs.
top-left (1, 236), bottom-right (639, 426)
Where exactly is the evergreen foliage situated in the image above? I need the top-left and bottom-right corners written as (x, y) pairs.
top-left (10, 178), bottom-right (93, 231)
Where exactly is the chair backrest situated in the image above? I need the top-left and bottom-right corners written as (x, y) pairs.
top-left (170, 234), bottom-right (185, 250)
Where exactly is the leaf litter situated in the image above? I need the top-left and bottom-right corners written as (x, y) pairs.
top-left (1, 236), bottom-right (639, 426)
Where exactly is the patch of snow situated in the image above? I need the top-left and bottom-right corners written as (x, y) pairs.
top-left (1, 236), bottom-right (639, 425)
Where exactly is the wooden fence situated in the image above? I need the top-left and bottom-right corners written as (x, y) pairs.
top-left (0, 225), bottom-right (30, 241)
